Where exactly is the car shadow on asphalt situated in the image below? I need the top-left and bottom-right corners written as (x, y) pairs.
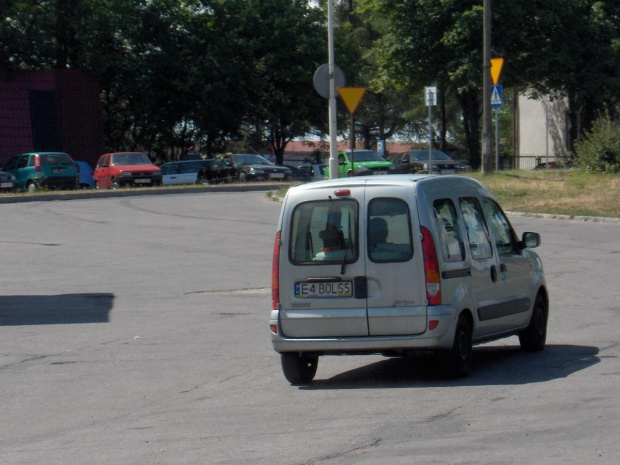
top-left (303, 344), bottom-right (600, 389)
top-left (0, 293), bottom-right (114, 325)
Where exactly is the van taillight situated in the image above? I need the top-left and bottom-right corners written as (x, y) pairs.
top-left (272, 231), bottom-right (281, 310)
top-left (421, 226), bottom-right (441, 305)
top-left (34, 155), bottom-right (41, 172)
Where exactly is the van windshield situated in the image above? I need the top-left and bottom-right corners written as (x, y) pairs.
top-left (289, 199), bottom-right (358, 264)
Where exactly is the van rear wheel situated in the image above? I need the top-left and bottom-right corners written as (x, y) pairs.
top-left (281, 353), bottom-right (318, 385)
top-left (444, 315), bottom-right (473, 378)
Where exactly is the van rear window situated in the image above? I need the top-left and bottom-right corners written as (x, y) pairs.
top-left (368, 198), bottom-right (413, 263)
top-left (289, 200), bottom-right (358, 264)
top-left (40, 153), bottom-right (73, 165)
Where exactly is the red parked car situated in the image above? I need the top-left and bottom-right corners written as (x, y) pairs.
top-left (93, 152), bottom-right (162, 189)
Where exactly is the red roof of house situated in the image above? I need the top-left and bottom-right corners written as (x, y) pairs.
top-left (285, 140), bottom-right (415, 154)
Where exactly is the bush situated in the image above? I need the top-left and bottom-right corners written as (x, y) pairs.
top-left (574, 115), bottom-right (620, 173)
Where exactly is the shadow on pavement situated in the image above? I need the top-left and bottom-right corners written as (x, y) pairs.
top-left (304, 344), bottom-right (599, 389)
top-left (0, 293), bottom-right (114, 325)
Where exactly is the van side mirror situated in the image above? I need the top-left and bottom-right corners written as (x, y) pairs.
top-left (520, 232), bottom-right (541, 249)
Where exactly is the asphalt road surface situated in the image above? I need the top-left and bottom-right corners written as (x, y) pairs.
top-left (1, 191), bottom-right (619, 465)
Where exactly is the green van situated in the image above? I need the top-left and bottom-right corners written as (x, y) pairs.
top-left (4, 152), bottom-right (79, 192)
top-left (324, 149), bottom-right (393, 178)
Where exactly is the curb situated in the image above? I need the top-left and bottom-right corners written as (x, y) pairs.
top-left (2, 187), bottom-right (619, 224)
top-left (506, 211), bottom-right (620, 224)
top-left (0, 183), bottom-right (289, 205)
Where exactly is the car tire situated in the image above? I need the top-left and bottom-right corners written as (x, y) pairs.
top-left (281, 353), bottom-right (318, 385)
top-left (239, 172), bottom-right (247, 182)
top-left (197, 174), bottom-right (209, 185)
top-left (111, 178), bottom-right (121, 189)
top-left (519, 293), bottom-right (547, 351)
top-left (27, 181), bottom-right (38, 193)
top-left (444, 314), bottom-right (473, 378)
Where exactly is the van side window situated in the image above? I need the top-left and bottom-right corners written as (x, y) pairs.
top-left (368, 198), bottom-right (413, 263)
top-left (289, 200), bottom-right (358, 264)
top-left (459, 197), bottom-right (493, 259)
top-left (483, 198), bottom-right (518, 254)
top-left (433, 199), bottom-right (465, 262)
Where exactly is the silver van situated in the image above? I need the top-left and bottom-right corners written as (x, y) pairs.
top-left (270, 175), bottom-right (548, 384)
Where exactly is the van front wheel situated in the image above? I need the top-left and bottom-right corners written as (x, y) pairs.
top-left (519, 293), bottom-right (547, 351)
top-left (281, 353), bottom-right (318, 385)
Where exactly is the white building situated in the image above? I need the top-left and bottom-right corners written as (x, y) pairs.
top-left (517, 93), bottom-right (570, 168)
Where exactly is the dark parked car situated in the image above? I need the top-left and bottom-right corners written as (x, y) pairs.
top-left (3, 152), bottom-right (79, 192)
top-left (387, 150), bottom-right (467, 174)
top-left (224, 154), bottom-right (292, 181)
top-left (0, 169), bottom-right (18, 192)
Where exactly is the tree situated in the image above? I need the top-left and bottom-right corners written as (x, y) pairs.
top-left (238, 0), bottom-right (327, 164)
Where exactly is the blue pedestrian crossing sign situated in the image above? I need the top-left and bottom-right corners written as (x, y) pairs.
top-left (491, 85), bottom-right (503, 108)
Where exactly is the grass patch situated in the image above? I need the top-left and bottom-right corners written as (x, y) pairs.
top-left (467, 170), bottom-right (620, 218)
top-left (269, 170), bottom-right (619, 219)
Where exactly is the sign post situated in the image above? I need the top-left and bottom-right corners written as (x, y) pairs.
top-left (491, 84), bottom-right (503, 171)
top-left (490, 57), bottom-right (504, 172)
top-left (338, 87), bottom-right (367, 177)
top-left (425, 86), bottom-right (437, 174)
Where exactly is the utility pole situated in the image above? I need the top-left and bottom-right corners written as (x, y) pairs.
top-left (482, 0), bottom-right (492, 174)
top-left (327, 0), bottom-right (338, 179)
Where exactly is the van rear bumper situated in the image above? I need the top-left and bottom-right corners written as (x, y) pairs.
top-left (270, 305), bottom-right (458, 354)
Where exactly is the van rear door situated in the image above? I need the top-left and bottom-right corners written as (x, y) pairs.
top-left (278, 183), bottom-right (368, 338)
top-left (364, 186), bottom-right (427, 336)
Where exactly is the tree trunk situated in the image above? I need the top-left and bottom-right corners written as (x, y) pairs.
top-left (459, 90), bottom-right (482, 169)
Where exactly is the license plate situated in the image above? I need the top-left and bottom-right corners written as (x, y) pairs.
top-left (134, 179), bottom-right (151, 184)
top-left (295, 281), bottom-right (353, 298)
top-left (52, 168), bottom-right (66, 173)
top-left (1, 182), bottom-right (13, 188)
top-left (270, 173), bottom-right (284, 179)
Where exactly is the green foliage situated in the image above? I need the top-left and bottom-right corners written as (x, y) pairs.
top-left (3, 0), bottom-right (620, 162)
top-left (574, 115), bottom-right (620, 173)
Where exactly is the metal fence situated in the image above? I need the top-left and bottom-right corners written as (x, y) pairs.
top-left (501, 154), bottom-right (573, 170)
top-left (283, 153), bottom-right (571, 171)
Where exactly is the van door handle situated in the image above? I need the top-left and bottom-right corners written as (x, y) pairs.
top-left (490, 265), bottom-right (498, 282)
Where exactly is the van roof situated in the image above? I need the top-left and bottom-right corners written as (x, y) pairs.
top-left (289, 174), bottom-right (492, 195)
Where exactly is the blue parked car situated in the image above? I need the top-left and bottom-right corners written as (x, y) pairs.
top-left (74, 161), bottom-right (95, 189)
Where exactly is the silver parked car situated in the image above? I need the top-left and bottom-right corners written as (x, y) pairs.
top-left (270, 175), bottom-right (547, 384)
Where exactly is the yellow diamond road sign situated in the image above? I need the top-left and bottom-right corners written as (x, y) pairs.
top-left (338, 87), bottom-right (366, 114)
top-left (490, 58), bottom-right (504, 85)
